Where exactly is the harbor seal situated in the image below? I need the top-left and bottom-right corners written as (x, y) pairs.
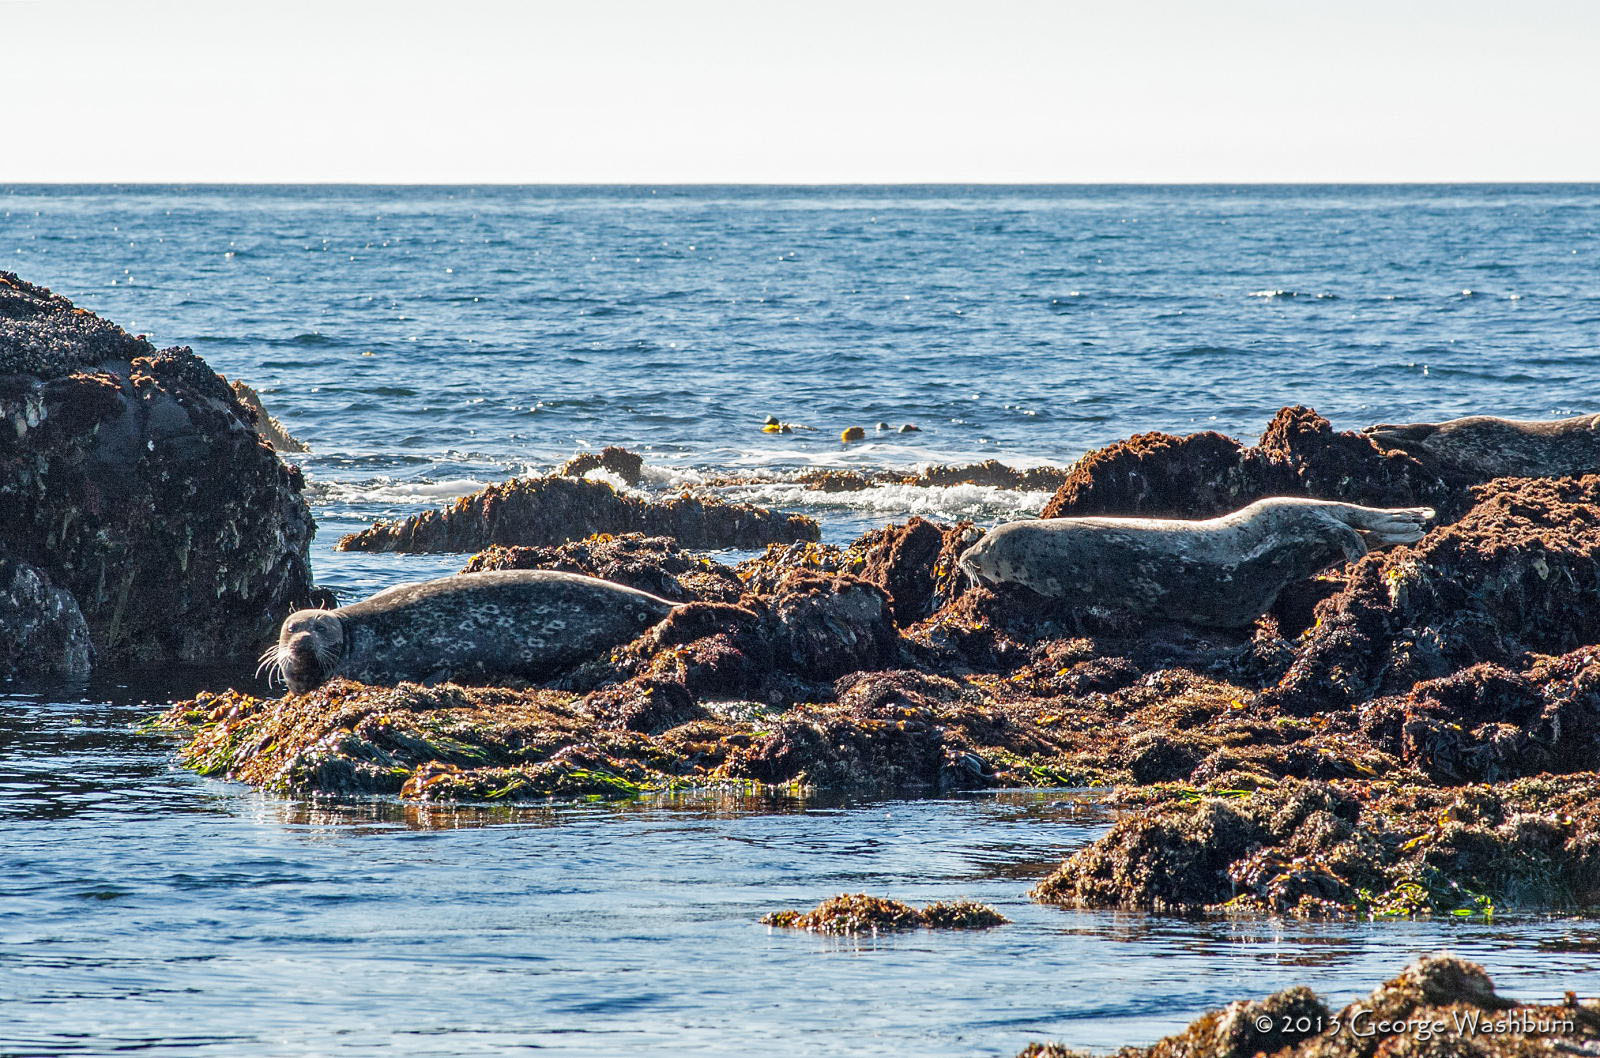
top-left (1363, 414), bottom-right (1600, 479)
top-left (260, 570), bottom-right (676, 693)
top-left (958, 498), bottom-right (1434, 627)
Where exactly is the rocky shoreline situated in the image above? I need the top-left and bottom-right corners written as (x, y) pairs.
top-left (7, 270), bottom-right (1599, 934)
top-left (159, 401), bottom-right (1600, 920)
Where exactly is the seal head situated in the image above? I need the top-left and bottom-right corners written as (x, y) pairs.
top-left (261, 609), bottom-right (346, 693)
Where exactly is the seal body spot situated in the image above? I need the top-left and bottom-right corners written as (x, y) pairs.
top-left (1363, 413), bottom-right (1600, 479)
top-left (265, 570), bottom-right (676, 692)
top-left (958, 497), bottom-right (1434, 628)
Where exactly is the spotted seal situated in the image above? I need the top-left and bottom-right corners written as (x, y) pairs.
top-left (958, 498), bottom-right (1434, 627)
top-left (260, 570), bottom-right (676, 692)
top-left (1363, 414), bottom-right (1600, 479)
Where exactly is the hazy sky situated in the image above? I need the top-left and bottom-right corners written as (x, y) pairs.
top-left (4, 0), bottom-right (1597, 182)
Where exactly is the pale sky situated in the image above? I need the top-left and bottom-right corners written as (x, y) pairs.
top-left (3, 0), bottom-right (1597, 182)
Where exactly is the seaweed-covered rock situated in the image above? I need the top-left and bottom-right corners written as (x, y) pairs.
top-left (1042, 407), bottom-right (1457, 520)
top-left (1032, 775), bottom-right (1600, 917)
top-left (0, 273), bottom-right (316, 671)
top-left (738, 518), bottom-right (979, 627)
top-left (852, 517), bottom-right (980, 625)
top-left (570, 570), bottom-right (903, 707)
top-left (337, 475), bottom-right (817, 553)
top-left (462, 533), bottom-right (745, 603)
top-left (0, 557), bottom-right (91, 679)
top-left (1041, 429), bottom-right (1252, 520)
top-left (157, 670), bottom-right (1071, 798)
top-left (762, 893), bottom-right (1007, 933)
top-left (1018, 955), bottom-right (1594, 1058)
top-left (1272, 475), bottom-right (1600, 712)
top-left (556, 445), bottom-right (644, 486)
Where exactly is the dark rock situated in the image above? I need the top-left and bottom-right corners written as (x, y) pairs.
top-left (1042, 406), bottom-right (1458, 520)
top-left (338, 475), bottom-right (818, 553)
top-left (851, 517), bottom-right (980, 625)
top-left (0, 273), bottom-right (317, 672)
top-left (1270, 474), bottom-right (1600, 712)
top-left (556, 445), bottom-right (645, 487)
top-left (0, 558), bottom-right (91, 679)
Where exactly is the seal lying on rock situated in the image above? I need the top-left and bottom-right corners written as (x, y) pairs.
top-left (261, 570), bottom-right (677, 692)
top-left (959, 498), bottom-right (1433, 627)
top-left (1364, 413), bottom-right (1600, 479)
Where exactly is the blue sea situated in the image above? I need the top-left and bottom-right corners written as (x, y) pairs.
top-left (2, 185), bottom-right (1599, 1056)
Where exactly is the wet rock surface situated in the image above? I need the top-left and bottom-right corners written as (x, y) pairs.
top-left (337, 475), bottom-right (818, 553)
top-left (0, 273), bottom-right (316, 673)
top-left (1019, 955), bottom-right (1598, 1058)
top-left (0, 557), bottom-right (92, 679)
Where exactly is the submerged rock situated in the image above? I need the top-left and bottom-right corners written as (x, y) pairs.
top-left (1031, 774), bottom-right (1600, 917)
top-left (0, 273), bottom-right (317, 672)
top-left (1019, 955), bottom-right (1595, 1058)
top-left (227, 379), bottom-right (308, 453)
top-left (337, 475), bottom-right (818, 553)
top-left (762, 893), bottom-right (1006, 933)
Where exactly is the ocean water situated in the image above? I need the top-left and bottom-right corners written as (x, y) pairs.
top-left (3, 184), bottom-right (1600, 1055)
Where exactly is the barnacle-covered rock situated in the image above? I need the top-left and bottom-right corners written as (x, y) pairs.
top-left (0, 272), bottom-right (316, 672)
top-left (0, 557), bottom-right (91, 679)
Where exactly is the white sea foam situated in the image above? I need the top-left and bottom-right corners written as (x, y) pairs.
top-left (711, 481), bottom-right (1053, 525)
top-left (307, 476), bottom-right (493, 506)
